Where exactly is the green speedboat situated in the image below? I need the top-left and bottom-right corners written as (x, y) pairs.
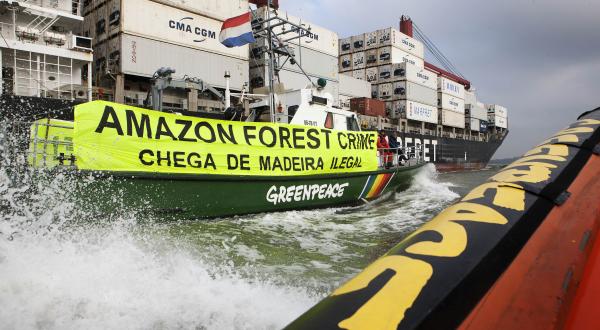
top-left (27, 86), bottom-right (424, 218)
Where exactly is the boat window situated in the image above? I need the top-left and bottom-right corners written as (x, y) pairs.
top-left (347, 116), bottom-right (360, 131)
top-left (324, 112), bottom-right (333, 129)
top-left (288, 105), bottom-right (299, 118)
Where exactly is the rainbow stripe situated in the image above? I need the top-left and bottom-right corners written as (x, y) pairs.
top-left (359, 173), bottom-right (396, 199)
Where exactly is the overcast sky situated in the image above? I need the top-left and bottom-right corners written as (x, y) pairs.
top-left (280, 0), bottom-right (600, 158)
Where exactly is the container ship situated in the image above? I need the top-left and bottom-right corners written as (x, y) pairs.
top-left (0, 0), bottom-right (507, 172)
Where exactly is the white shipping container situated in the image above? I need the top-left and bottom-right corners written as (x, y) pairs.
top-left (257, 7), bottom-right (338, 57)
top-left (385, 101), bottom-right (393, 118)
top-left (487, 104), bottom-right (508, 118)
top-left (371, 84), bottom-right (379, 98)
top-left (339, 37), bottom-right (352, 55)
top-left (378, 46), bottom-right (424, 67)
top-left (376, 27), bottom-right (425, 58)
top-left (122, 0), bottom-right (248, 59)
top-left (378, 64), bottom-right (393, 83)
top-left (339, 74), bottom-right (371, 98)
top-left (121, 34), bottom-right (248, 90)
top-left (391, 100), bottom-right (403, 119)
top-left (339, 54), bottom-right (352, 72)
top-left (365, 49), bottom-right (378, 67)
top-left (441, 110), bottom-right (465, 128)
top-left (365, 31), bottom-right (378, 49)
top-left (166, 0), bottom-right (248, 21)
top-left (352, 69), bottom-right (366, 80)
top-left (365, 67), bottom-right (378, 84)
top-left (465, 104), bottom-right (487, 120)
top-left (488, 114), bottom-right (508, 128)
top-left (438, 76), bottom-right (465, 99)
top-left (438, 92), bottom-right (465, 114)
top-left (393, 31), bottom-right (425, 59)
top-left (469, 118), bottom-right (480, 132)
top-left (401, 100), bottom-right (438, 124)
top-left (377, 28), bottom-right (393, 47)
top-left (353, 51), bottom-right (366, 70)
top-left (352, 34), bottom-right (365, 52)
top-left (391, 62), bottom-right (437, 89)
top-left (393, 81), bottom-right (437, 106)
top-left (465, 90), bottom-right (477, 105)
top-left (379, 83), bottom-right (393, 99)
top-left (277, 43), bottom-right (338, 81)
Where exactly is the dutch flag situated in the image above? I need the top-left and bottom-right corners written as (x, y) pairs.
top-left (219, 12), bottom-right (256, 48)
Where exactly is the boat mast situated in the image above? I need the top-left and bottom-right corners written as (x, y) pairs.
top-left (265, 0), bottom-right (276, 122)
top-left (251, 3), bottom-right (318, 122)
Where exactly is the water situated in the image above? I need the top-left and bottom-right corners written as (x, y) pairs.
top-left (0, 136), bottom-right (498, 330)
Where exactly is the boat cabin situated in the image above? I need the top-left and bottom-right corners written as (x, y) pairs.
top-left (249, 87), bottom-right (361, 132)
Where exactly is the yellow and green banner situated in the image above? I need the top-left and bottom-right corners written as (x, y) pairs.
top-left (73, 101), bottom-right (378, 176)
top-left (28, 118), bottom-right (74, 168)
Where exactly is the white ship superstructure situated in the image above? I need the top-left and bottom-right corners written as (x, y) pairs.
top-left (0, 0), bottom-right (92, 100)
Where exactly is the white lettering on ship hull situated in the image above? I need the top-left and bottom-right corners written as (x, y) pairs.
top-left (266, 183), bottom-right (349, 205)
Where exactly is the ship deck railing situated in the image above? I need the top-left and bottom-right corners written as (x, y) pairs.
top-left (377, 147), bottom-right (424, 169)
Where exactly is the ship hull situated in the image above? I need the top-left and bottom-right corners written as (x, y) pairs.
top-left (396, 132), bottom-right (506, 172)
top-left (70, 165), bottom-right (424, 219)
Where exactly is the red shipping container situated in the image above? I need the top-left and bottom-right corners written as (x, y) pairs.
top-left (350, 98), bottom-right (386, 117)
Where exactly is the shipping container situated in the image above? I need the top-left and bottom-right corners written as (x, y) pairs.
top-left (379, 82), bottom-right (393, 100)
top-left (339, 74), bottom-right (371, 99)
top-left (394, 33), bottom-right (425, 59)
top-left (487, 104), bottom-right (508, 118)
top-left (122, 0), bottom-right (248, 60)
top-left (378, 64), bottom-right (393, 83)
top-left (376, 27), bottom-right (424, 58)
top-left (276, 69), bottom-right (340, 103)
top-left (121, 34), bottom-right (248, 90)
top-left (339, 54), bottom-right (352, 72)
top-left (365, 31), bottom-right (378, 49)
top-left (399, 100), bottom-right (438, 124)
top-left (278, 43), bottom-right (338, 80)
top-left (391, 62), bottom-right (436, 89)
top-left (391, 100), bottom-right (403, 119)
top-left (469, 118), bottom-right (480, 132)
top-left (350, 97), bottom-right (386, 117)
top-left (365, 49), bottom-right (378, 67)
top-left (339, 37), bottom-right (352, 55)
top-left (440, 109), bottom-right (465, 128)
top-left (358, 114), bottom-right (380, 130)
top-left (378, 46), bottom-right (424, 67)
top-left (352, 34), bottom-right (365, 52)
top-left (438, 92), bottom-right (465, 114)
top-left (352, 51), bottom-right (366, 70)
top-left (465, 89), bottom-right (477, 105)
top-left (384, 101), bottom-right (394, 118)
top-left (166, 0), bottom-right (249, 21)
top-left (371, 84), bottom-right (378, 98)
top-left (465, 104), bottom-right (487, 120)
top-left (438, 76), bottom-right (465, 99)
top-left (256, 7), bottom-right (338, 57)
top-left (352, 69), bottom-right (366, 80)
top-left (392, 81), bottom-right (437, 106)
top-left (488, 114), bottom-right (508, 128)
top-left (365, 67), bottom-right (378, 84)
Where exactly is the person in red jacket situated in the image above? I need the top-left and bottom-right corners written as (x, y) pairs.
top-left (377, 130), bottom-right (393, 168)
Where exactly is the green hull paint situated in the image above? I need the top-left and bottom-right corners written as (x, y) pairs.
top-left (73, 164), bottom-right (424, 219)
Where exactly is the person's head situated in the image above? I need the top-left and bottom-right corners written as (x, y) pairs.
top-left (393, 131), bottom-right (399, 137)
top-left (378, 130), bottom-right (385, 136)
